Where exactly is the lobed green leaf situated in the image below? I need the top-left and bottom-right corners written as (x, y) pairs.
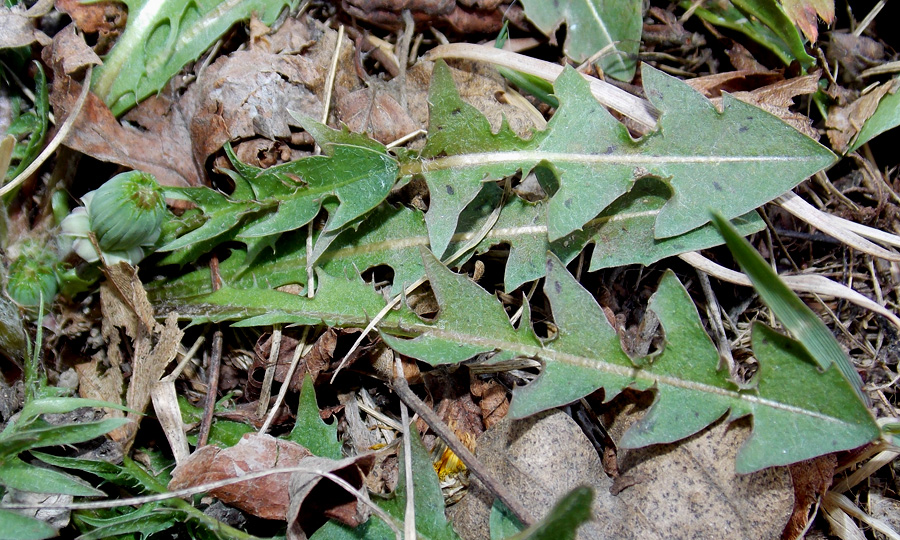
top-left (384, 251), bottom-right (879, 472)
top-left (408, 61), bottom-right (833, 258)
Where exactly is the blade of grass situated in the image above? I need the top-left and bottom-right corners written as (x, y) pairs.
top-left (710, 212), bottom-right (868, 403)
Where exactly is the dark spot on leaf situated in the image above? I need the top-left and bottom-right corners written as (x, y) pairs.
top-left (564, 198), bottom-right (573, 208)
top-left (451, 107), bottom-right (461, 116)
top-left (446, 185), bottom-right (454, 195)
top-left (605, 145), bottom-right (616, 154)
top-left (546, 258), bottom-right (555, 273)
top-left (738, 125), bottom-right (749, 133)
top-left (554, 281), bottom-right (562, 294)
top-left (712, 181), bottom-right (722, 191)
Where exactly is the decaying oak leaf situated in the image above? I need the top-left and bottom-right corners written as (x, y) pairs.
top-left (169, 433), bottom-right (313, 520)
top-left (782, 455), bottom-right (837, 540)
top-left (287, 454), bottom-right (376, 540)
top-left (450, 408), bottom-right (793, 540)
top-left (44, 27), bottom-right (201, 188)
top-left (248, 329), bottom-right (337, 400)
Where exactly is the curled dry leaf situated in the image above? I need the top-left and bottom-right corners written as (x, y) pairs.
top-left (286, 453), bottom-right (376, 540)
top-left (169, 433), bottom-right (313, 520)
top-left (826, 79), bottom-right (899, 153)
top-left (55, 0), bottom-right (126, 37)
top-left (249, 328), bottom-right (337, 400)
top-left (0, 5), bottom-right (51, 49)
top-left (782, 454), bottom-right (837, 540)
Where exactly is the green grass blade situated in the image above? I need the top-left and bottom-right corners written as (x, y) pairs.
top-left (710, 212), bottom-right (867, 402)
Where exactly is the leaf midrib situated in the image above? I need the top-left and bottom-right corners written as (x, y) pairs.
top-left (388, 323), bottom-right (854, 425)
top-left (401, 151), bottom-right (822, 175)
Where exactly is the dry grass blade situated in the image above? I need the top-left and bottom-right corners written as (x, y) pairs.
top-left (777, 192), bottom-right (900, 260)
top-left (679, 251), bottom-right (900, 329)
top-left (396, 358), bottom-right (415, 540)
top-left (423, 43), bottom-right (659, 132)
top-left (0, 64), bottom-right (91, 198)
top-left (825, 492), bottom-right (900, 540)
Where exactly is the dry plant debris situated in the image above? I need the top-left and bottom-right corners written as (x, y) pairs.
top-left (1, 1), bottom-right (900, 539)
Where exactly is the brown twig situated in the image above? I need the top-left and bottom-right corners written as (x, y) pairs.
top-left (390, 374), bottom-right (536, 528)
top-left (198, 255), bottom-right (224, 447)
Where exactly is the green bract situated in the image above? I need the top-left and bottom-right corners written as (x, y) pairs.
top-left (60, 171), bottom-right (167, 265)
top-left (90, 171), bottom-right (166, 251)
top-left (5, 247), bottom-right (58, 308)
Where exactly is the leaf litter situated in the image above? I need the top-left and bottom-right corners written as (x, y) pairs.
top-left (2, 1), bottom-right (900, 539)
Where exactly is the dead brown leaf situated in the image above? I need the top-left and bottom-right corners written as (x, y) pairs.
top-left (782, 454), bottom-right (836, 540)
top-left (55, 0), bottom-right (126, 45)
top-left (781, 0), bottom-right (833, 43)
top-left (45, 19), bottom-right (338, 187)
top-left (169, 433), bottom-right (312, 520)
top-left (689, 72), bottom-right (822, 140)
top-left (44, 27), bottom-right (201, 188)
top-left (90, 263), bottom-right (183, 451)
top-left (826, 79), bottom-right (899, 153)
top-left (0, 5), bottom-right (51, 49)
top-left (340, 0), bottom-right (512, 33)
top-left (469, 377), bottom-right (508, 429)
top-left (286, 454), bottom-right (376, 540)
top-left (451, 408), bottom-right (793, 539)
top-left (826, 32), bottom-right (885, 84)
top-left (249, 329), bottom-right (336, 400)
top-left (336, 87), bottom-right (419, 144)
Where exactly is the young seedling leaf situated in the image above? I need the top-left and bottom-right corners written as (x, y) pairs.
top-left (74, 503), bottom-right (182, 540)
top-left (92, 0), bottom-right (292, 116)
top-left (410, 61), bottom-right (833, 258)
top-left (677, 0), bottom-right (799, 68)
top-left (159, 121), bottom-right (398, 267)
top-left (0, 457), bottom-right (105, 496)
top-left (519, 0), bottom-right (642, 81)
top-left (287, 373), bottom-right (342, 459)
top-left (311, 426), bottom-right (460, 540)
top-left (506, 486), bottom-right (593, 540)
top-left (710, 212), bottom-right (868, 402)
top-left (730, 0), bottom-right (817, 69)
top-left (0, 508), bottom-right (57, 540)
top-left (384, 251), bottom-right (879, 472)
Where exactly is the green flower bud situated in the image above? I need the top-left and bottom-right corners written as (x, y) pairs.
top-left (87, 171), bottom-right (166, 252)
top-left (6, 251), bottom-right (58, 308)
